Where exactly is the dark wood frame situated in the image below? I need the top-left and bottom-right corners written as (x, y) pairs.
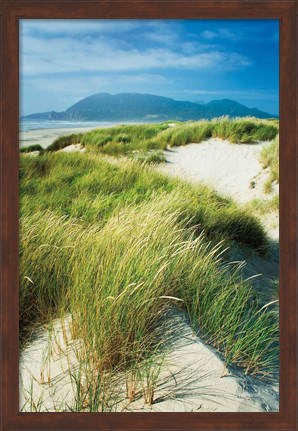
top-left (1, 1), bottom-right (297, 430)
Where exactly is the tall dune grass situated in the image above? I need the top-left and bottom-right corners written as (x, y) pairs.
top-left (19, 148), bottom-right (278, 409)
top-left (157, 118), bottom-right (277, 147)
top-left (259, 134), bottom-right (279, 193)
top-left (20, 153), bottom-right (267, 250)
top-left (47, 133), bottom-right (83, 152)
top-left (20, 194), bottom-right (278, 376)
top-left (44, 118), bottom-right (278, 159)
top-left (20, 144), bottom-right (44, 153)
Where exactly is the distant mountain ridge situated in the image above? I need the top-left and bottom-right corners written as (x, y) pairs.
top-left (23, 93), bottom-right (276, 122)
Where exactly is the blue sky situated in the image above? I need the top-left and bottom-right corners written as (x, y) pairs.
top-left (20, 19), bottom-right (279, 116)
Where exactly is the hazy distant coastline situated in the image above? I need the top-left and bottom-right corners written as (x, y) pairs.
top-left (20, 119), bottom-right (143, 132)
top-left (21, 93), bottom-right (277, 124)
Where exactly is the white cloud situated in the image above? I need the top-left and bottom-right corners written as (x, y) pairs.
top-left (21, 32), bottom-right (251, 76)
top-left (201, 28), bottom-right (240, 41)
top-left (20, 20), bottom-right (252, 78)
top-left (20, 19), bottom-right (141, 37)
top-left (142, 21), bottom-right (182, 45)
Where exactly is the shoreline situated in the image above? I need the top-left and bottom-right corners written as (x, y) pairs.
top-left (20, 126), bottom-right (106, 149)
top-left (19, 121), bottom-right (159, 149)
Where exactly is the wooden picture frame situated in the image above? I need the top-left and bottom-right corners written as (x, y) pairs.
top-left (1, 1), bottom-right (297, 430)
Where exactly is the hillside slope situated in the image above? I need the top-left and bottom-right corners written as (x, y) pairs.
top-left (23, 93), bottom-right (276, 122)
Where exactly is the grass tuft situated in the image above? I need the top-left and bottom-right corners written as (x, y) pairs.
top-left (259, 135), bottom-right (279, 193)
top-left (135, 150), bottom-right (166, 164)
top-left (20, 144), bottom-right (44, 153)
top-left (47, 133), bottom-right (83, 152)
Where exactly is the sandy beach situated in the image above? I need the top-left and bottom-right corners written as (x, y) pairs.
top-left (20, 127), bottom-right (99, 149)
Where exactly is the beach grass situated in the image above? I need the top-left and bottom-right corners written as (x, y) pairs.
top-left (134, 150), bottom-right (166, 164)
top-left (245, 195), bottom-right (279, 216)
top-left (43, 118), bottom-right (278, 160)
top-left (20, 193), bottom-right (277, 379)
top-left (20, 152), bottom-right (267, 250)
top-left (20, 144), bottom-right (44, 153)
top-left (259, 135), bottom-right (279, 193)
top-left (19, 120), bottom-right (279, 410)
top-left (47, 133), bottom-right (83, 152)
top-left (19, 151), bottom-right (277, 379)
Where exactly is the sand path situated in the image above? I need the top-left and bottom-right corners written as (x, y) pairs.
top-left (20, 311), bottom-right (278, 412)
top-left (159, 138), bottom-right (278, 205)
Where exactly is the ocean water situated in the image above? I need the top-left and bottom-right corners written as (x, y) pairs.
top-left (20, 119), bottom-right (144, 132)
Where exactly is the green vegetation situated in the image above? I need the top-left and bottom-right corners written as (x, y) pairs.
top-left (44, 118), bottom-right (278, 161)
top-left (246, 195), bottom-right (279, 216)
top-left (20, 153), bottom-right (267, 249)
top-left (20, 144), bottom-right (44, 153)
top-left (20, 187), bottom-right (277, 378)
top-left (20, 119), bottom-right (279, 410)
top-left (259, 135), bottom-right (279, 193)
top-left (20, 152), bottom-right (277, 377)
top-left (81, 123), bottom-right (169, 157)
top-left (135, 150), bottom-right (166, 164)
top-left (47, 133), bottom-right (83, 152)
top-left (157, 118), bottom-right (277, 147)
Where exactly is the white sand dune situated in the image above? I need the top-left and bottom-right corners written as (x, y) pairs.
top-left (20, 311), bottom-right (278, 412)
top-left (159, 138), bottom-right (279, 241)
top-left (59, 143), bottom-right (86, 153)
top-left (160, 138), bottom-right (278, 205)
top-left (20, 316), bottom-right (79, 412)
top-left (120, 309), bottom-right (278, 412)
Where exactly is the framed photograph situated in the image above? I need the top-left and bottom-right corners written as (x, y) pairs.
top-left (1, 1), bottom-right (297, 430)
